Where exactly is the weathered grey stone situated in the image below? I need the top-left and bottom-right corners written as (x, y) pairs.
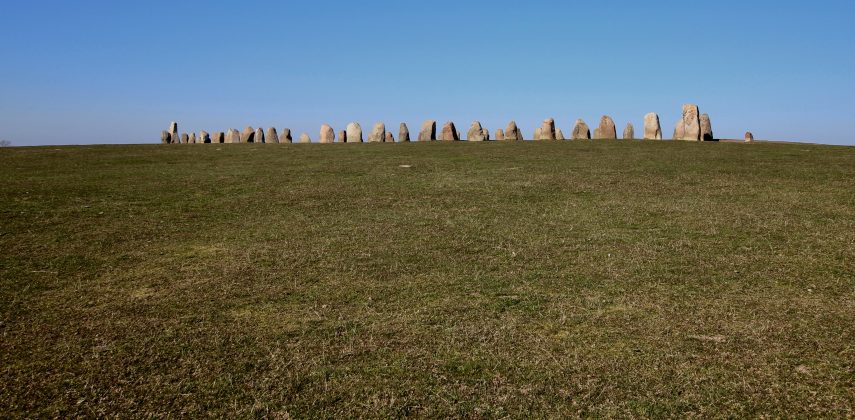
top-left (440, 122), bottom-right (458, 141)
top-left (161, 131), bottom-right (170, 144)
top-left (337, 130), bottom-right (346, 143)
top-left (482, 128), bottom-right (490, 141)
top-left (504, 121), bottom-right (522, 140)
top-left (534, 128), bottom-right (542, 140)
top-left (169, 122), bottom-right (178, 135)
top-left (572, 119), bottom-right (591, 140)
top-left (700, 113), bottom-right (714, 141)
top-left (385, 132), bottom-right (395, 143)
top-left (267, 127), bottom-right (279, 144)
top-left (279, 128), bottom-right (292, 143)
top-left (555, 128), bottom-right (565, 140)
top-left (674, 104), bottom-right (701, 141)
top-left (623, 123), bottom-right (635, 140)
top-left (319, 124), bottom-right (335, 144)
top-left (180, 133), bottom-right (189, 144)
top-left (240, 127), bottom-right (255, 143)
top-left (643, 113), bottom-right (662, 140)
top-left (745, 131), bottom-right (754, 143)
top-left (346, 122), bottom-right (363, 143)
top-left (399, 123), bottom-right (410, 142)
top-left (595, 116), bottom-right (617, 139)
top-left (368, 122), bottom-right (385, 143)
top-left (299, 133), bottom-right (311, 143)
top-left (418, 120), bottom-right (436, 141)
top-left (539, 118), bottom-right (556, 140)
top-left (495, 128), bottom-right (505, 141)
top-left (255, 128), bottom-right (265, 144)
top-left (227, 128), bottom-right (240, 144)
top-left (189, 133), bottom-right (197, 144)
top-left (467, 121), bottom-right (486, 141)
top-left (199, 131), bottom-right (210, 144)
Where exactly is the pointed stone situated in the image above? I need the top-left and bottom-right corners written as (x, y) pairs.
top-left (674, 104), bottom-right (701, 141)
top-left (279, 128), bottom-right (292, 143)
top-left (539, 118), bottom-right (556, 140)
top-left (319, 124), bottom-right (335, 144)
top-left (595, 116), bottom-right (617, 139)
top-left (504, 121), bottom-right (522, 140)
top-left (267, 127), bottom-right (279, 144)
top-left (346, 122), bottom-right (363, 143)
top-left (495, 128), bottom-right (505, 141)
top-left (418, 120), bottom-right (436, 141)
top-left (299, 133), bottom-right (311, 143)
top-left (399, 123), bottom-right (410, 142)
top-left (745, 132), bottom-right (754, 143)
top-left (482, 128), bottom-right (490, 141)
top-left (385, 132), bottom-right (395, 143)
top-left (368, 122), bottom-right (386, 143)
top-left (199, 131), bottom-right (210, 144)
top-left (254, 127), bottom-right (265, 143)
top-left (623, 123), bottom-right (635, 140)
top-left (338, 130), bottom-right (346, 143)
top-left (467, 121), bottom-right (486, 141)
top-left (644, 113), bottom-right (663, 140)
top-left (556, 128), bottom-right (565, 140)
top-left (189, 133), bottom-right (197, 144)
top-left (572, 119), bottom-right (591, 140)
top-left (169, 122), bottom-right (178, 135)
top-left (240, 127), bottom-right (255, 143)
top-left (700, 113), bottom-right (714, 141)
top-left (161, 131), bottom-right (171, 144)
top-left (440, 122), bottom-right (458, 141)
top-left (180, 133), bottom-right (189, 144)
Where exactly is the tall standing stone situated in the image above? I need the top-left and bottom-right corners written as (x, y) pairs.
top-left (504, 121), bottom-right (521, 140)
top-left (440, 122), bottom-right (458, 141)
top-left (674, 104), bottom-right (701, 141)
top-left (495, 128), bottom-right (505, 141)
top-left (180, 133), bottom-right (189, 144)
top-left (319, 124), bottom-right (335, 144)
top-left (555, 128), bottom-right (565, 140)
top-left (643, 113), bottom-right (663, 140)
top-left (346, 122), bottom-right (363, 143)
top-left (623, 123), bottom-right (635, 140)
top-left (418, 120), bottom-right (436, 141)
top-left (539, 118), bottom-right (556, 140)
top-left (595, 116), bottom-right (617, 139)
top-left (385, 132), bottom-right (395, 143)
top-left (280, 128), bottom-right (292, 143)
top-left (240, 127), bottom-right (255, 143)
top-left (700, 113), bottom-right (714, 141)
top-left (482, 128), bottom-right (490, 141)
top-left (572, 119), bottom-right (591, 140)
top-left (337, 130), bottom-right (346, 143)
top-left (267, 127), bottom-right (279, 144)
top-left (169, 122), bottom-right (178, 135)
top-left (399, 123), bottom-right (410, 142)
top-left (368, 122), bottom-right (386, 143)
top-left (745, 132), bottom-right (754, 143)
top-left (534, 127), bottom-right (542, 139)
top-left (467, 121), bottom-right (486, 141)
top-left (161, 131), bottom-right (171, 144)
top-left (215, 132), bottom-right (225, 143)
top-left (255, 127), bottom-right (265, 144)
top-left (199, 131), bottom-right (210, 144)
top-left (228, 128), bottom-right (241, 143)
top-left (189, 133), bottom-right (197, 144)
top-left (299, 133), bottom-right (311, 143)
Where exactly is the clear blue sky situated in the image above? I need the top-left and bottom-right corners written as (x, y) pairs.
top-left (1, 0), bottom-right (854, 146)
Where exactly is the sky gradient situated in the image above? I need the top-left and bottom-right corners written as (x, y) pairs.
top-left (1, 0), bottom-right (854, 146)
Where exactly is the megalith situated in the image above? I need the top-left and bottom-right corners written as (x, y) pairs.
top-left (189, 133), bottom-right (197, 144)
top-left (337, 130), bottom-right (346, 143)
top-left (745, 132), bottom-right (754, 143)
top-left (227, 128), bottom-right (240, 143)
top-left (299, 133), bottom-right (311, 143)
top-left (199, 131), bottom-right (210, 144)
top-left (595, 116), bottom-right (617, 139)
top-left (399, 123), bottom-right (410, 142)
top-left (643, 113), bottom-right (662, 140)
top-left (254, 127), bottom-right (265, 143)
top-left (169, 122), bottom-right (178, 135)
top-left (495, 128), bottom-right (505, 141)
top-left (368, 122), bottom-right (386, 143)
top-left (534, 128), bottom-right (542, 140)
top-left (572, 119), bottom-right (591, 140)
top-left (180, 133), bottom-right (189, 144)
top-left (504, 121), bottom-right (522, 140)
top-left (418, 120), bottom-right (436, 141)
top-left (555, 127), bottom-right (565, 140)
top-left (700, 113), bottom-right (714, 141)
top-left (346, 122), bottom-right (363, 143)
top-left (160, 131), bottom-right (170, 144)
top-left (280, 128), bottom-right (292, 143)
top-left (674, 104), bottom-right (701, 141)
top-left (467, 121), bottom-right (486, 141)
top-left (240, 127), bottom-right (255, 143)
top-left (539, 118), bottom-right (556, 140)
top-left (267, 127), bottom-right (279, 144)
top-left (440, 122), bottom-right (458, 141)
top-left (214, 132), bottom-right (225, 144)
top-left (623, 123), bottom-right (635, 140)
top-left (385, 132), bottom-right (395, 143)
top-left (319, 124), bottom-right (335, 144)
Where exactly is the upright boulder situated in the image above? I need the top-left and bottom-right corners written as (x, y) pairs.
top-left (199, 131), bottom-right (210, 144)
top-left (279, 128), bottom-right (292, 143)
top-left (337, 130), bottom-right (346, 143)
top-left (534, 128), bottom-right (542, 140)
top-left (674, 104), bottom-right (701, 141)
top-left (169, 122), bottom-right (178, 135)
top-left (643, 113), bottom-right (663, 140)
top-left (440, 122), bottom-right (458, 141)
top-left (495, 128), bottom-right (505, 141)
top-left (160, 131), bottom-right (171, 144)
top-left (745, 132), bottom-right (754, 143)
top-left (385, 132), bottom-right (395, 143)
top-left (240, 127), bottom-right (255, 143)
top-left (700, 113), bottom-right (714, 141)
top-left (319, 124), bottom-right (335, 144)
top-left (482, 128), bottom-right (490, 141)
top-left (539, 118), bottom-right (556, 140)
top-left (555, 128), bottom-right (565, 140)
top-left (189, 133), bottom-right (197, 144)
top-left (467, 121), bottom-right (486, 141)
top-left (267, 127), bottom-right (279, 144)
top-left (254, 127), bottom-right (265, 143)
top-left (225, 129), bottom-right (239, 143)
top-left (572, 119), bottom-right (591, 140)
top-left (299, 133), bottom-right (311, 143)
top-left (180, 133), bottom-right (189, 144)
top-left (368, 122), bottom-right (386, 143)
top-left (418, 120), bottom-right (436, 141)
top-left (214, 132), bottom-right (225, 143)
top-left (346, 122), bottom-right (363, 143)
top-left (595, 116), bottom-right (617, 139)
top-left (623, 123), bottom-right (635, 140)
top-left (399, 123), bottom-right (410, 142)
top-left (504, 121), bottom-right (522, 140)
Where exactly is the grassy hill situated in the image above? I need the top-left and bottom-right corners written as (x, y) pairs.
top-left (1, 140), bottom-right (853, 417)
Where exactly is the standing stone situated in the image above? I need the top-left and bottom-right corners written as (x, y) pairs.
top-left (346, 122), bottom-right (363, 143)
top-left (189, 133), bottom-right (197, 144)
top-left (279, 128), bottom-right (293, 143)
top-left (319, 124), bottom-right (335, 144)
top-left (299, 133), bottom-right (311, 143)
top-left (255, 128), bottom-right (265, 144)
top-left (385, 132), bottom-right (395, 143)
top-left (169, 133), bottom-right (179, 144)
top-left (623, 123), bottom-right (635, 140)
top-left (199, 131), bottom-right (210, 144)
top-left (643, 112), bottom-right (663, 140)
top-left (495, 128), bottom-right (505, 141)
top-left (504, 121), bottom-right (522, 140)
top-left (399, 123), bottom-right (410, 142)
top-left (368, 122), bottom-right (386, 143)
top-left (745, 132), bottom-right (754, 143)
top-left (240, 127), bottom-right (255, 143)
top-left (674, 104), bottom-right (701, 141)
top-left (534, 127), bottom-right (542, 140)
top-left (440, 122), bottom-right (459, 141)
top-left (595, 116), bottom-right (617, 139)
top-left (482, 128), bottom-right (490, 141)
top-left (180, 133), bottom-right (189, 144)
top-left (418, 120), bottom-right (436, 141)
top-left (539, 118), bottom-right (556, 140)
top-left (337, 130), bottom-right (346, 143)
top-left (160, 131), bottom-right (171, 144)
top-left (267, 127), bottom-right (279, 144)
top-left (169, 122), bottom-right (178, 135)
top-left (467, 121), bottom-right (486, 141)
top-left (215, 132), bottom-right (225, 143)
top-left (572, 119), bottom-right (591, 140)
top-left (700, 113), bottom-right (714, 141)
top-left (555, 128), bottom-right (565, 140)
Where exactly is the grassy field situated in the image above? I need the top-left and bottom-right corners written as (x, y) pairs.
top-left (1, 140), bottom-right (853, 417)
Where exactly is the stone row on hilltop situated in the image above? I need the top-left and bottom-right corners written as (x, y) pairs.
top-left (162, 104), bottom-right (754, 144)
